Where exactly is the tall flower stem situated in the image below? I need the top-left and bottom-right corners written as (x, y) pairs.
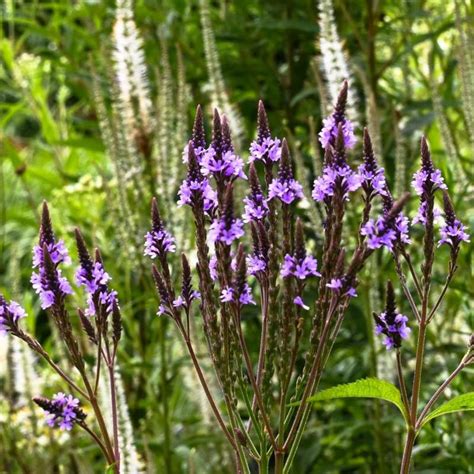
top-left (176, 321), bottom-right (237, 451)
top-left (396, 350), bottom-right (410, 413)
top-left (80, 422), bottom-right (115, 466)
top-left (400, 317), bottom-right (427, 474)
top-left (159, 318), bottom-right (172, 473)
top-left (82, 374), bottom-right (117, 472)
top-left (107, 363), bottom-right (121, 473)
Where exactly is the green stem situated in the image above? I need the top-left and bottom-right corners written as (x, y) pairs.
top-left (160, 318), bottom-right (173, 473)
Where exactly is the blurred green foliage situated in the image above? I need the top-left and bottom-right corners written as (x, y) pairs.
top-left (0, 0), bottom-right (473, 473)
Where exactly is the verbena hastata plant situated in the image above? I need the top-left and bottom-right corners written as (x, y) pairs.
top-left (0, 203), bottom-right (123, 472)
top-left (392, 139), bottom-right (471, 473)
top-left (145, 82), bottom-right (410, 473)
top-left (306, 137), bottom-right (472, 473)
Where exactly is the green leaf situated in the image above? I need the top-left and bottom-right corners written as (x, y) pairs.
top-left (304, 378), bottom-right (409, 424)
top-left (421, 393), bottom-right (474, 427)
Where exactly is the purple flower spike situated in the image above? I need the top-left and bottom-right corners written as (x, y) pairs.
top-left (319, 115), bottom-right (356, 150)
top-left (438, 192), bottom-right (470, 249)
top-left (249, 101), bottom-right (282, 164)
top-left (75, 230), bottom-right (118, 318)
top-left (209, 186), bottom-right (244, 246)
top-left (319, 81), bottom-right (356, 150)
top-left (268, 139), bottom-right (304, 204)
top-left (144, 198), bottom-right (176, 259)
top-left (374, 281), bottom-right (410, 350)
top-left (243, 164), bottom-right (269, 223)
top-left (411, 137), bottom-right (447, 228)
top-left (312, 144), bottom-right (361, 203)
top-left (178, 142), bottom-right (218, 213)
top-left (361, 217), bottom-right (397, 252)
top-left (358, 129), bottom-right (387, 197)
top-left (34, 393), bottom-right (86, 431)
top-left (31, 203), bottom-right (73, 309)
top-left (0, 297), bottom-right (27, 335)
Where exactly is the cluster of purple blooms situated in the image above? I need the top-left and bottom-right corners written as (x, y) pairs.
top-left (209, 215), bottom-right (245, 245)
top-left (76, 260), bottom-right (117, 317)
top-left (40, 393), bottom-right (85, 431)
top-left (243, 189), bottom-right (269, 223)
top-left (374, 282), bottom-right (410, 350)
top-left (144, 228), bottom-right (176, 259)
top-left (247, 253), bottom-right (267, 276)
top-left (280, 254), bottom-right (320, 280)
top-left (281, 252), bottom-right (321, 310)
top-left (312, 162), bottom-right (361, 202)
top-left (201, 147), bottom-right (246, 180)
top-left (0, 297), bottom-right (26, 335)
top-left (31, 236), bottom-right (73, 310)
top-left (375, 312), bottom-right (410, 350)
top-left (249, 136), bottom-right (282, 164)
top-left (319, 115), bottom-right (357, 150)
top-left (267, 147), bottom-right (304, 205)
top-left (220, 284), bottom-right (256, 306)
top-left (410, 139), bottom-right (469, 248)
top-left (438, 218), bottom-right (470, 248)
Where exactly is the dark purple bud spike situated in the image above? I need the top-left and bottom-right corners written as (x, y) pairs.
top-left (151, 197), bottom-right (163, 230)
top-left (78, 309), bottom-right (97, 345)
top-left (94, 248), bottom-right (104, 266)
top-left (278, 139), bottom-right (293, 180)
top-left (249, 163), bottom-right (262, 195)
top-left (334, 123), bottom-right (346, 159)
top-left (257, 221), bottom-right (269, 258)
top-left (323, 147), bottom-right (334, 168)
top-left (420, 136), bottom-right (433, 171)
top-left (111, 299), bottom-right (122, 345)
top-left (187, 141), bottom-right (202, 181)
top-left (442, 191), bottom-right (456, 224)
top-left (250, 222), bottom-right (260, 254)
top-left (40, 201), bottom-right (55, 246)
top-left (294, 218), bottom-right (306, 261)
top-left (75, 228), bottom-right (93, 272)
top-left (257, 100), bottom-right (271, 143)
top-left (333, 80), bottom-right (348, 123)
top-left (192, 105), bottom-right (206, 150)
top-left (223, 184), bottom-right (235, 227)
top-left (363, 128), bottom-right (377, 172)
top-left (385, 281), bottom-right (397, 318)
top-left (152, 265), bottom-right (170, 303)
top-left (212, 109), bottom-right (223, 156)
top-left (42, 244), bottom-right (57, 283)
top-left (221, 115), bottom-right (233, 153)
top-left (181, 254), bottom-right (193, 302)
top-left (234, 244), bottom-right (247, 295)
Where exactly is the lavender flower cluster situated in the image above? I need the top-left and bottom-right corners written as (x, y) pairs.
top-left (0, 297), bottom-right (26, 335)
top-left (1, 202), bottom-right (123, 452)
top-left (374, 282), bottom-right (410, 350)
top-left (34, 393), bottom-right (86, 431)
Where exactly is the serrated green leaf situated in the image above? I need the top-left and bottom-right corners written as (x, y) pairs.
top-left (303, 378), bottom-right (409, 424)
top-left (420, 393), bottom-right (474, 427)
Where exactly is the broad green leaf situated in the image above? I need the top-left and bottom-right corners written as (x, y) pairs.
top-left (420, 393), bottom-right (474, 427)
top-left (304, 378), bottom-right (409, 424)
